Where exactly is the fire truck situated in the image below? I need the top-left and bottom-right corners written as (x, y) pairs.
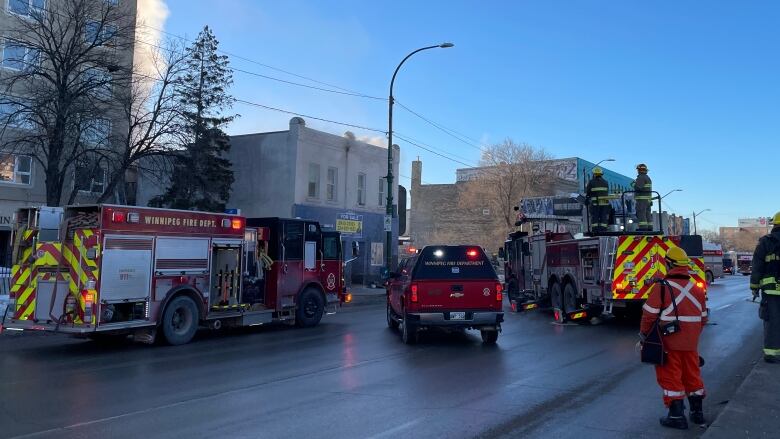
top-left (1, 204), bottom-right (351, 345)
top-left (502, 192), bottom-right (707, 323)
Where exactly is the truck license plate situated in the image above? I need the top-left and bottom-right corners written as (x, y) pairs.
top-left (450, 312), bottom-right (466, 320)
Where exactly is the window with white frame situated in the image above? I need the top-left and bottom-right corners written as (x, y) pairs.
top-left (308, 163), bottom-right (320, 198)
top-left (357, 173), bottom-right (366, 206)
top-left (80, 118), bottom-right (111, 145)
top-left (2, 43), bottom-right (40, 71)
top-left (378, 177), bottom-right (386, 206)
top-left (74, 158), bottom-right (106, 194)
top-left (0, 154), bottom-right (32, 184)
top-left (326, 166), bottom-right (338, 202)
top-left (85, 21), bottom-right (117, 46)
top-left (9, 0), bottom-right (45, 17)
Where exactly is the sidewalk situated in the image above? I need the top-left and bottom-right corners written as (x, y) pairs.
top-left (346, 284), bottom-right (385, 306)
top-left (703, 356), bottom-right (780, 438)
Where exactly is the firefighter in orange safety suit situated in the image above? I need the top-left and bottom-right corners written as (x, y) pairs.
top-left (640, 247), bottom-right (708, 430)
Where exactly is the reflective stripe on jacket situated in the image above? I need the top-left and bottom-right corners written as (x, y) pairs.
top-left (751, 228), bottom-right (780, 295)
top-left (640, 266), bottom-right (708, 351)
top-left (586, 176), bottom-right (610, 205)
top-left (633, 174), bottom-right (652, 201)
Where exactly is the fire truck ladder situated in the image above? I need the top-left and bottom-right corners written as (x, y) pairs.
top-left (601, 236), bottom-right (619, 315)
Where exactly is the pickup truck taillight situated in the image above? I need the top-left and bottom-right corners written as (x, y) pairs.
top-left (410, 284), bottom-right (418, 303)
top-left (496, 283), bottom-right (503, 302)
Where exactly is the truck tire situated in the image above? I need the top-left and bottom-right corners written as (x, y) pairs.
top-left (401, 309), bottom-right (417, 345)
top-left (563, 282), bottom-right (578, 315)
top-left (387, 302), bottom-right (399, 331)
top-left (161, 295), bottom-right (199, 345)
top-left (550, 282), bottom-right (563, 312)
top-left (706, 271), bottom-right (714, 285)
top-left (296, 287), bottom-right (324, 328)
top-left (480, 329), bottom-right (498, 344)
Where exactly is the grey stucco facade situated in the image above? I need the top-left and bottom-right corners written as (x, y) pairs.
top-left (227, 117), bottom-right (400, 284)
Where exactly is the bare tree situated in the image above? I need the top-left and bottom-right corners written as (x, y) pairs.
top-left (0, 0), bottom-right (135, 206)
top-left (96, 41), bottom-right (188, 203)
top-left (461, 139), bottom-right (556, 230)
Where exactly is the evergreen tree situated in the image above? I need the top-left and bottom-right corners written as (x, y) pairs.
top-left (150, 26), bottom-right (236, 211)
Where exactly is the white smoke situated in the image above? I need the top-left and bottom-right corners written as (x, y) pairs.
top-left (357, 135), bottom-right (387, 148)
top-left (134, 0), bottom-right (170, 79)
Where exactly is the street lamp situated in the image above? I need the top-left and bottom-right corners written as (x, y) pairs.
top-left (693, 208), bottom-right (711, 235)
top-left (385, 42), bottom-right (454, 271)
top-left (661, 189), bottom-right (683, 200)
top-left (582, 158), bottom-right (615, 192)
top-left (660, 188), bottom-right (683, 212)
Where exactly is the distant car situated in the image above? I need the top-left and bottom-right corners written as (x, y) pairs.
top-left (385, 245), bottom-right (504, 344)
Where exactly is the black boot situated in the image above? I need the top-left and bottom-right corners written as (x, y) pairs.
top-left (660, 399), bottom-right (689, 430)
top-left (688, 395), bottom-right (706, 425)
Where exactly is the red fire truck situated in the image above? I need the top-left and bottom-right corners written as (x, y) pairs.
top-left (2, 205), bottom-right (350, 345)
top-left (502, 193), bottom-right (706, 323)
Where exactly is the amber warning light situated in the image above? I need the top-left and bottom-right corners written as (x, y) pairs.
top-left (231, 218), bottom-right (242, 230)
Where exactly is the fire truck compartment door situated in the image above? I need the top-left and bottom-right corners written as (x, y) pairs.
top-left (155, 237), bottom-right (209, 273)
top-left (34, 278), bottom-right (69, 321)
top-left (102, 236), bottom-right (154, 301)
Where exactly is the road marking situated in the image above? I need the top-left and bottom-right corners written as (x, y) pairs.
top-left (366, 418), bottom-right (422, 439)
top-left (716, 303), bottom-right (734, 311)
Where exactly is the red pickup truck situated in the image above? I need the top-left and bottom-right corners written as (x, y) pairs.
top-left (385, 245), bottom-right (504, 344)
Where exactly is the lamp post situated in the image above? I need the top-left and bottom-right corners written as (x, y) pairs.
top-left (693, 208), bottom-right (711, 235)
top-left (582, 158), bottom-right (615, 192)
top-left (385, 42), bottom-right (454, 271)
top-left (660, 188), bottom-right (683, 211)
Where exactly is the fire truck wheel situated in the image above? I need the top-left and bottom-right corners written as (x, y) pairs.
top-left (550, 282), bottom-right (563, 314)
top-left (387, 302), bottom-right (400, 331)
top-left (296, 288), bottom-right (324, 328)
top-left (161, 296), bottom-right (199, 345)
top-left (706, 271), bottom-right (714, 285)
top-left (563, 282), bottom-right (578, 315)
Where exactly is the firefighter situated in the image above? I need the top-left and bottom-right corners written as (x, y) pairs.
top-left (750, 212), bottom-right (780, 364)
top-left (586, 167), bottom-right (610, 232)
top-left (633, 163), bottom-right (653, 231)
top-left (641, 247), bottom-right (708, 429)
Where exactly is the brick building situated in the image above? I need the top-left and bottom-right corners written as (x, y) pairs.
top-left (408, 158), bottom-right (634, 254)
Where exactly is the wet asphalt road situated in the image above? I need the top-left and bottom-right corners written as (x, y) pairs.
top-left (0, 275), bottom-right (761, 439)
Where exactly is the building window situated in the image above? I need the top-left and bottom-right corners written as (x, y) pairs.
top-left (0, 99), bottom-right (32, 129)
top-left (2, 43), bottom-right (40, 71)
top-left (74, 158), bottom-right (106, 194)
top-left (378, 177), bottom-right (386, 206)
top-left (326, 166), bottom-right (337, 202)
top-left (85, 21), bottom-right (117, 46)
top-left (308, 163), bottom-right (320, 199)
top-left (357, 173), bottom-right (366, 206)
top-left (80, 118), bottom-right (111, 145)
top-left (0, 153), bottom-right (32, 185)
top-left (9, 0), bottom-right (45, 17)
top-left (83, 66), bottom-right (112, 98)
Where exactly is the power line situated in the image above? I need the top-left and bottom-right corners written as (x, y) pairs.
top-left (395, 100), bottom-right (484, 151)
top-left (393, 133), bottom-right (477, 168)
top-left (138, 24), bottom-right (375, 97)
top-left (234, 99), bottom-right (385, 133)
top-left (394, 130), bottom-right (476, 164)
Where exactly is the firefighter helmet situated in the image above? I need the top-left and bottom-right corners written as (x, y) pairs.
top-left (773, 212), bottom-right (780, 225)
top-left (593, 167), bottom-right (604, 176)
top-left (636, 163), bottom-right (648, 173)
top-left (665, 247), bottom-right (690, 267)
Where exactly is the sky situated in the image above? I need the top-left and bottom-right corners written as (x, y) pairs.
top-left (152, 0), bottom-right (780, 230)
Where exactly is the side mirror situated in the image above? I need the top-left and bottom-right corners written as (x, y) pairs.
top-left (351, 241), bottom-right (359, 257)
top-left (498, 248), bottom-right (506, 259)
